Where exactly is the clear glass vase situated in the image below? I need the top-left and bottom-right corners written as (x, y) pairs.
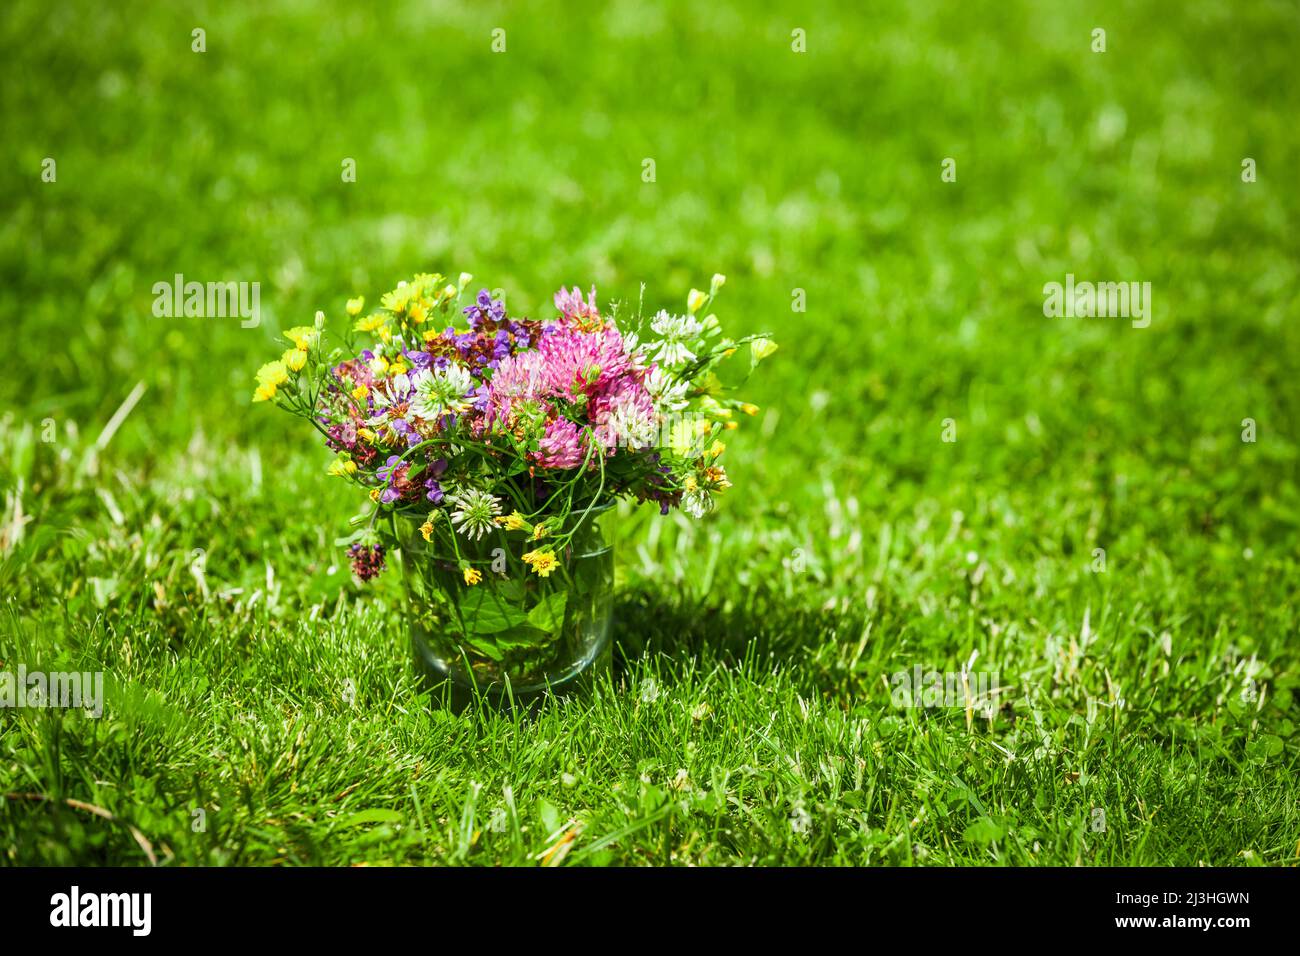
top-left (395, 504), bottom-right (614, 710)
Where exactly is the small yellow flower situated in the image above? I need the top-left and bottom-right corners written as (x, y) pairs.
top-left (707, 440), bottom-right (726, 459)
top-left (739, 403), bottom-right (759, 416)
top-left (256, 360), bottom-right (288, 387)
top-left (704, 465), bottom-right (731, 489)
top-left (532, 521), bottom-right (549, 541)
top-left (724, 420), bottom-right (739, 431)
top-left (282, 347), bottom-right (308, 372)
top-left (499, 511), bottom-right (529, 532)
top-left (687, 288), bottom-right (708, 314)
top-left (381, 284), bottom-right (415, 314)
top-left (351, 384), bottom-right (369, 401)
top-left (357, 426), bottom-right (376, 442)
top-left (354, 313), bottom-right (388, 333)
top-left (368, 355), bottom-right (389, 377)
top-left (463, 567), bottom-right (482, 586)
top-left (683, 475), bottom-right (699, 493)
top-left (252, 382), bottom-right (277, 402)
top-left (420, 520), bottom-right (435, 542)
top-left (750, 337), bottom-right (778, 361)
top-left (284, 326), bottom-right (317, 349)
top-left (328, 457), bottom-right (356, 477)
top-left (409, 302), bottom-right (427, 325)
top-left (522, 549), bottom-right (559, 577)
top-left (369, 488), bottom-right (381, 502)
top-left (346, 297), bottom-right (365, 317)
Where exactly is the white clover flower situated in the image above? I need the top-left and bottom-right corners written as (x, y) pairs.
top-left (600, 398), bottom-right (658, 451)
top-left (448, 489), bottom-right (501, 540)
top-left (622, 329), bottom-right (651, 371)
top-left (682, 487), bottom-right (714, 519)
top-left (647, 310), bottom-right (702, 368)
top-left (645, 365), bottom-right (689, 414)
top-left (410, 364), bottom-right (473, 420)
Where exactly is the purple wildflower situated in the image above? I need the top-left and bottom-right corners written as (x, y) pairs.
top-left (348, 543), bottom-right (386, 581)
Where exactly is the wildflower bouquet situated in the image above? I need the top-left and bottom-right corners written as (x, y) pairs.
top-left (255, 271), bottom-right (774, 702)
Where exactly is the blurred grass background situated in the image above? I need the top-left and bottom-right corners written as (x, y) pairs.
top-left (1, 0), bottom-right (1298, 865)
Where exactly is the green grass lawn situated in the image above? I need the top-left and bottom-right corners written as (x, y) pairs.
top-left (2, 0), bottom-right (1299, 865)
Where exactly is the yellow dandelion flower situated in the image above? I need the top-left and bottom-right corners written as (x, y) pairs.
top-left (346, 297), bottom-right (365, 317)
top-left (381, 285), bottom-right (415, 314)
top-left (252, 382), bottom-right (277, 402)
top-left (256, 360), bottom-right (289, 387)
top-left (354, 313), bottom-right (388, 333)
top-left (420, 521), bottom-right (435, 542)
top-left (500, 511), bottom-right (529, 532)
top-left (707, 440), bottom-right (726, 459)
top-left (684, 475), bottom-right (699, 493)
top-left (387, 359), bottom-right (407, 376)
top-left (409, 302), bottom-right (427, 325)
top-left (351, 384), bottom-right (369, 401)
top-left (369, 488), bottom-right (381, 502)
top-left (357, 427), bottom-right (376, 442)
top-left (284, 326), bottom-right (318, 349)
top-left (463, 567), bottom-right (482, 586)
top-left (739, 403), bottom-right (759, 416)
top-left (724, 420), bottom-right (739, 431)
top-left (522, 549), bottom-right (559, 578)
top-left (282, 347), bottom-right (308, 372)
